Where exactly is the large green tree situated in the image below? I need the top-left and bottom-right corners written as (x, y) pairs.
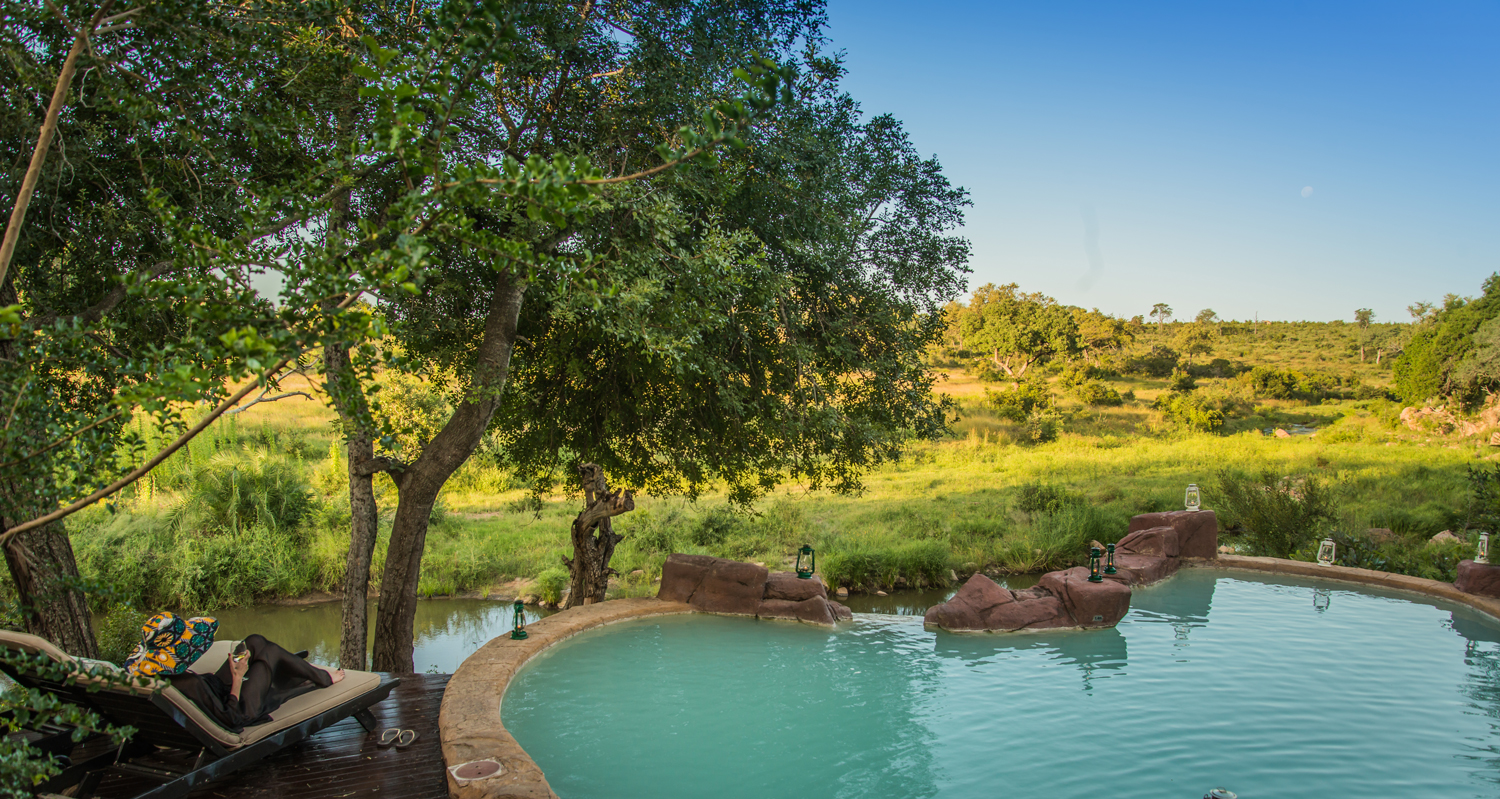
top-left (957, 283), bottom-right (1076, 378)
top-left (1393, 274), bottom-right (1500, 406)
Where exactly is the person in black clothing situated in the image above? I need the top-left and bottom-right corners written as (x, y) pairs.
top-left (167, 633), bottom-right (345, 732)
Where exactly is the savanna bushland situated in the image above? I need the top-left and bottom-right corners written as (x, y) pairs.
top-left (60, 274), bottom-right (1500, 640)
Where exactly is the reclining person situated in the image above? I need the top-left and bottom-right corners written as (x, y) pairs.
top-left (125, 612), bottom-right (344, 732)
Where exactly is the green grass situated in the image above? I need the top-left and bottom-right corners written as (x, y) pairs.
top-left (50, 359), bottom-right (1500, 610)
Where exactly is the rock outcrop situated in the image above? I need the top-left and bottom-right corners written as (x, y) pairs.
top-left (657, 554), bottom-right (850, 626)
top-left (1455, 560), bottom-right (1500, 598)
top-left (924, 572), bottom-right (1128, 632)
top-left (925, 511), bottom-right (1218, 632)
top-left (1125, 510), bottom-right (1219, 559)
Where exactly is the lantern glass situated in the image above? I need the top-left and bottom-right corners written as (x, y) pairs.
top-left (510, 599), bottom-right (528, 640)
top-left (1316, 537), bottom-right (1336, 566)
top-left (1088, 546), bottom-right (1103, 582)
top-left (1185, 483), bottom-right (1201, 511)
top-left (1104, 543), bottom-right (1117, 575)
top-left (796, 544), bottom-right (815, 579)
top-left (1479, 532), bottom-right (1491, 565)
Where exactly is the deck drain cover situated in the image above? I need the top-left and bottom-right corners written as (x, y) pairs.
top-left (450, 759), bottom-right (504, 783)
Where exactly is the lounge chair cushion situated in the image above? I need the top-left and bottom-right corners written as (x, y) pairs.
top-left (240, 668), bottom-right (381, 745)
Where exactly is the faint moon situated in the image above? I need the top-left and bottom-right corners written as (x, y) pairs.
top-left (1301, 186), bottom-right (1314, 198)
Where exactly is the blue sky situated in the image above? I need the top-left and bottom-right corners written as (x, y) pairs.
top-left (824, 1), bottom-right (1498, 322)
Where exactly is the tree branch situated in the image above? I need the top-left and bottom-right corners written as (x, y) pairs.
top-left (0, 1), bottom-right (114, 289)
top-left (224, 388), bottom-right (313, 416)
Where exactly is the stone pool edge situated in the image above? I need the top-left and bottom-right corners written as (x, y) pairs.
top-left (1194, 555), bottom-right (1500, 621)
top-left (439, 597), bottom-right (694, 799)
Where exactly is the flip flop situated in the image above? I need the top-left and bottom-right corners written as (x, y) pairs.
top-left (395, 729), bottom-right (420, 749)
top-left (376, 728), bottom-right (402, 747)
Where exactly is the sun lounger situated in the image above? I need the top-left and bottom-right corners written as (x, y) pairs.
top-left (0, 630), bottom-right (398, 799)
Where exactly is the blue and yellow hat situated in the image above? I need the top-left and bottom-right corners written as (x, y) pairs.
top-left (124, 612), bottom-right (218, 679)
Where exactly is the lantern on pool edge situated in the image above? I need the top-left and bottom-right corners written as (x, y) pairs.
top-left (1088, 546), bottom-right (1104, 583)
top-left (796, 544), bottom-right (816, 579)
top-left (1479, 532), bottom-right (1491, 565)
top-left (1184, 483), bottom-right (1201, 512)
top-left (510, 599), bottom-right (528, 640)
top-left (1316, 537), bottom-right (1336, 566)
top-left (1104, 543), bottom-right (1117, 575)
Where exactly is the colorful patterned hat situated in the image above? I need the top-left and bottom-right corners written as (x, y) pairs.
top-left (124, 611), bottom-right (218, 679)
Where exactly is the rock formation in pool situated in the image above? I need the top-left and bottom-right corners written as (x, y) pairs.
top-left (657, 554), bottom-right (853, 626)
top-left (924, 510), bottom-right (1219, 633)
top-left (1455, 559), bottom-right (1500, 598)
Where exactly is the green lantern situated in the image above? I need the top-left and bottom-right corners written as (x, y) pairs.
top-left (1104, 543), bottom-right (1117, 575)
top-left (1088, 546), bottom-right (1104, 583)
top-left (796, 544), bottom-right (816, 579)
top-left (510, 599), bottom-right (529, 640)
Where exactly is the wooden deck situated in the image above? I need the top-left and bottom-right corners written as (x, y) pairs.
top-left (91, 673), bottom-right (450, 799)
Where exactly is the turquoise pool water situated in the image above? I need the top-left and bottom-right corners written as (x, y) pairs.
top-left (502, 570), bottom-right (1500, 798)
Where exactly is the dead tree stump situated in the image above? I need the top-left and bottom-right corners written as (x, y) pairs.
top-left (562, 463), bottom-right (634, 609)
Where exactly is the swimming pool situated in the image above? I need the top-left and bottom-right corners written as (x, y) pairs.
top-left (502, 569), bottom-right (1500, 798)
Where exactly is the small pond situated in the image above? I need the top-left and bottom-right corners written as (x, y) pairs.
top-left (501, 570), bottom-right (1500, 798)
top-left (204, 599), bottom-right (553, 673)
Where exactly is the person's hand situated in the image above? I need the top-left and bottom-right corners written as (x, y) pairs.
top-left (229, 650), bottom-right (250, 684)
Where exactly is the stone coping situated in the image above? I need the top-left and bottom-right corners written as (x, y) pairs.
top-left (1194, 555), bottom-right (1500, 622)
top-left (439, 597), bottom-right (694, 799)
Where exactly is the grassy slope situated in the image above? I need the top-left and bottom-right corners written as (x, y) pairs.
top-left (66, 321), bottom-right (1495, 609)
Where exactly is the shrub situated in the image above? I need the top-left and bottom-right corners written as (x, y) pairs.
top-left (984, 377), bottom-right (1052, 422)
top-left (1023, 410), bottom-right (1060, 444)
top-left (819, 541), bottom-right (955, 591)
top-left (1127, 345), bottom-right (1179, 377)
top-left (1073, 380), bottom-right (1123, 406)
top-left (1213, 470), bottom-right (1337, 557)
top-left (690, 506), bottom-right (744, 547)
top-left (1015, 483), bottom-right (1078, 515)
top-left (1154, 391), bottom-right (1224, 432)
top-left (534, 567), bottom-right (570, 604)
top-left (95, 604), bottom-right (146, 665)
top-left (1297, 531), bottom-right (1467, 582)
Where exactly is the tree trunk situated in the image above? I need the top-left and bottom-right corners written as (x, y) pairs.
top-left (1, 517), bottom-right (98, 657)
top-left (324, 340), bottom-right (380, 671)
top-left (562, 464), bottom-right (634, 609)
top-left (370, 273), bottom-right (526, 674)
top-left (1360, 344), bottom-right (1365, 362)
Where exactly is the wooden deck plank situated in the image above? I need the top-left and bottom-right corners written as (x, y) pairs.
top-left (90, 673), bottom-right (450, 799)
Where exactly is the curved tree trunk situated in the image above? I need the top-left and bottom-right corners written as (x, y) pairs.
top-left (562, 464), bottom-right (634, 609)
top-left (370, 273), bottom-right (525, 674)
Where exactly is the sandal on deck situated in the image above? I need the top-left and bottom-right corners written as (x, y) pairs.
top-left (376, 728), bottom-right (402, 747)
top-left (395, 729), bottom-right (419, 749)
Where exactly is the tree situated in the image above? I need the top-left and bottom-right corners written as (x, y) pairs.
top-left (1151, 302), bottom-right (1173, 328)
top-left (1173, 323), bottom-right (1215, 360)
top-left (1354, 308), bottom-right (1374, 361)
top-left (1393, 274), bottom-right (1500, 405)
top-left (1408, 301), bottom-right (1437, 323)
top-left (1195, 308), bottom-right (1219, 325)
top-left (958, 284), bottom-right (1076, 378)
top-left (1073, 308), bottom-right (1132, 364)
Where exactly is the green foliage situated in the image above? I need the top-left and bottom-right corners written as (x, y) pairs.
top-left (0, 648), bottom-right (139, 797)
top-left (534, 568), bottom-right (570, 604)
top-left (1213, 470), bottom-right (1337, 557)
top-left (1393, 273), bottom-right (1500, 405)
top-left (1296, 531), bottom-right (1467, 582)
top-left (1154, 391), bottom-right (1225, 432)
top-left (818, 541), bottom-right (954, 592)
top-left (1127, 345), bottom-right (1181, 377)
top-left (189, 452), bottom-right (316, 538)
top-left (1073, 381), bottom-right (1123, 406)
top-left (94, 604), bottom-right (147, 666)
top-left (956, 283), bottom-right (1079, 378)
top-left (983, 377), bottom-right (1053, 422)
top-left (1015, 483), bottom-right (1078, 516)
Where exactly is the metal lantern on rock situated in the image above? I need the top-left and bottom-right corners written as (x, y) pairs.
top-left (1184, 483), bottom-right (1201, 512)
top-left (796, 544), bottom-right (816, 579)
top-left (1316, 537), bottom-right (1336, 566)
top-left (1088, 546), bottom-right (1104, 583)
top-left (510, 599), bottom-right (528, 640)
top-left (1479, 532), bottom-right (1491, 565)
top-left (1104, 543), bottom-right (1117, 575)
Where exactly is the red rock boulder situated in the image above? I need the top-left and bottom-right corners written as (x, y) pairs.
top-left (658, 553), bottom-right (768, 616)
top-left (828, 601), bottom-right (853, 622)
top-left (1107, 552), bottom-right (1181, 586)
top-left (1128, 510), bottom-right (1218, 559)
top-left (1117, 526), bottom-right (1179, 559)
top-left (1038, 567), bottom-right (1132, 628)
top-left (924, 574), bottom-right (1077, 632)
top-left (757, 596), bottom-right (837, 626)
top-left (764, 571), bottom-right (827, 602)
top-left (1455, 560), bottom-right (1500, 598)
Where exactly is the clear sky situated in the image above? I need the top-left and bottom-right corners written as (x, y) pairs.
top-left (824, 0), bottom-right (1498, 323)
